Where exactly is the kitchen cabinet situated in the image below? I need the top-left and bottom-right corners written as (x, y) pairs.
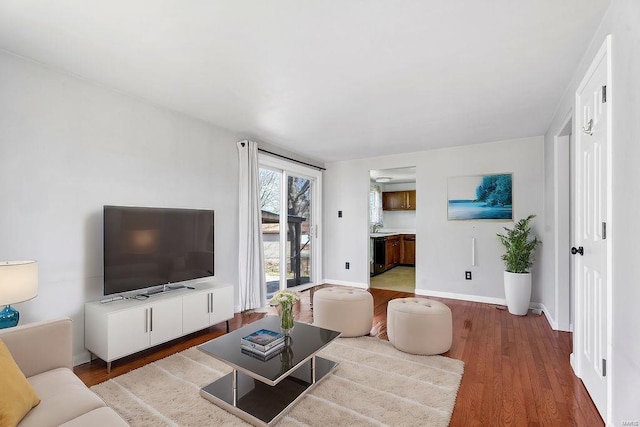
top-left (406, 190), bottom-right (416, 210)
top-left (382, 192), bottom-right (405, 210)
top-left (385, 235), bottom-right (401, 270)
top-left (382, 190), bottom-right (416, 211)
top-left (401, 234), bottom-right (416, 265)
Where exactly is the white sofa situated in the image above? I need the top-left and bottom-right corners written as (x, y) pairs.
top-left (0, 317), bottom-right (128, 427)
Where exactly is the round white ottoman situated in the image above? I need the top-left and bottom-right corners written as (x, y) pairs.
top-left (387, 298), bottom-right (452, 355)
top-left (313, 287), bottom-right (373, 337)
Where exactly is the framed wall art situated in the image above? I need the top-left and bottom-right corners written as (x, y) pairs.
top-left (447, 173), bottom-right (513, 220)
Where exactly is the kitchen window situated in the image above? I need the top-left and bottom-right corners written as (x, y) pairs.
top-left (370, 184), bottom-right (383, 226)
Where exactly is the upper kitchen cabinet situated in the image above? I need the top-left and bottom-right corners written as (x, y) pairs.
top-left (382, 190), bottom-right (416, 211)
top-left (407, 190), bottom-right (416, 210)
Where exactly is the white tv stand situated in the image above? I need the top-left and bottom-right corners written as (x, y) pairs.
top-left (85, 281), bottom-right (234, 373)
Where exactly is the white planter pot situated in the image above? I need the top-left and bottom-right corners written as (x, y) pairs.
top-left (503, 271), bottom-right (531, 316)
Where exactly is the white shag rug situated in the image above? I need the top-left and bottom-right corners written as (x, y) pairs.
top-left (91, 336), bottom-right (464, 426)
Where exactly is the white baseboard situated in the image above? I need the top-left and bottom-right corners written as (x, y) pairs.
top-left (570, 352), bottom-right (579, 377)
top-left (530, 302), bottom-right (556, 329)
top-left (322, 279), bottom-right (368, 289)
top-left (414, 288), bottom-right (507, 306)
top-left (74, 350), bottom-right (92, 367)
top-left (414, 289), bottom-right (562, 332)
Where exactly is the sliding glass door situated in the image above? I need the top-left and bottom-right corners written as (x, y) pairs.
top-left (286, 174), bottom-right (313, 289)
top-left (259, 156), bottom-right (321, 299)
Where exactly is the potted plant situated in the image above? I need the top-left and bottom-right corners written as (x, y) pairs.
top-left (497, 214), bottom-right (541, 315)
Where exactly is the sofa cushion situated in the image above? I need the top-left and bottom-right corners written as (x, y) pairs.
top-left (20, 368), bottom-right (107, 427)
top-left (0, 339), bottom-right (41, 426)
top-left (60, 407), bottom-right (129, 427)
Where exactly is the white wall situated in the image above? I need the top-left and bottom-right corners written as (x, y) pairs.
top-left (382, 210), bottom-right (416, 230)
top-left (381, 182), bottom-right (416, 192)
top-left (324, 137), bottom-right (544, 305)
top-left (609, 0), bottom-right (640, 420)
top-left (543, 0), bottom-right (640, 421)
top-left (0, 51), bottom-right (241, 363)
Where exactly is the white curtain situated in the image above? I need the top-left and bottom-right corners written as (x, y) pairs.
top-left (237, 140), bottom-right (266, 311)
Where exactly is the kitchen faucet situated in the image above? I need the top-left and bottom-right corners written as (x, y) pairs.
top-left (372, 223), bottom-right (382, 232)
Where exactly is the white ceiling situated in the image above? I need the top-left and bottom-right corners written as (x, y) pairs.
top-left (371, 167), bottom-right (416, 184)
top-left (0, 1), bottom-right (609, 163)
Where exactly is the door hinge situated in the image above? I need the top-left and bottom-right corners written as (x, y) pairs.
top-left (602, 358), bottom-right (607, 377)
top-left (602, 222), bottom-right (607, 239)
top-left (602, 85), bottom-right (607, 103)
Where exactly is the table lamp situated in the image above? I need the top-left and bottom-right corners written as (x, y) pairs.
top-left (0, 260), bottom-right (38, 329)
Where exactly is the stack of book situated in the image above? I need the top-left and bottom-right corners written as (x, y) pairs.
top-left (241, 329), bottom-right (285, 361)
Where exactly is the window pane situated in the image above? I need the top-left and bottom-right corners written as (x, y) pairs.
top-left (260, 169), bottom-right (281, 297)
top-left (370, 184), bottom-right (383, 225)
top-left (287, 175), bottom-right (312, 288)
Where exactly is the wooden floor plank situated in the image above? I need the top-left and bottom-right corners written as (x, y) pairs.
top-left (74, 287), bottom-right (604, 426)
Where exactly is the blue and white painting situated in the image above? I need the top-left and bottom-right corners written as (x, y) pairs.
top-left (447, 174), bottom-right (513, 220)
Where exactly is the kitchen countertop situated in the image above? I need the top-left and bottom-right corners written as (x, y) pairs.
top-left (370, 230), bottom-right (416, 238)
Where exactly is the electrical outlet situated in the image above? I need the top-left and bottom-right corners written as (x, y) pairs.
top-left (345, 262), bottom-right (350, 269)
top-left (338, 210), bottom-right (343, 218)
top-left (465, 271), bottom-right (472, 280)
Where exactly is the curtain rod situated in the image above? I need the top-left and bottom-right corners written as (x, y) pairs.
top-left (258, 148), bottom-right (326, 171)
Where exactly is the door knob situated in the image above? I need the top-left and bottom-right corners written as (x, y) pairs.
top-left (571, 246), bottom-right (584, 256)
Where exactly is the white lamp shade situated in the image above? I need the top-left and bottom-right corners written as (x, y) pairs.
top-left (0, 261), bottom-right (38, 305)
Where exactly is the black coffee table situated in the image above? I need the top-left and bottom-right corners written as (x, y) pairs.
top-left (198, 316), bottom-right (341, 426)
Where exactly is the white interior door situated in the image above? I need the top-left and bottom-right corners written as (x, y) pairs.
top-left (572, 36), bottom-right (611, 421)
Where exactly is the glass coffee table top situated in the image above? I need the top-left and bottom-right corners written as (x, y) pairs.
top-left (198, 316), bottom-right (341, 426)
top-left (198, 315), bottom-right (340, 385)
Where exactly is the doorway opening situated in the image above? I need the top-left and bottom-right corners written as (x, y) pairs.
top-left (555, 117), bottom-right (573, 332)
top-left (368, 166), bottom-right (416, 293)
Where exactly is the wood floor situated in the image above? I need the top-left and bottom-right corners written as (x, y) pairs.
top-left (75, 288), bottom-right (603, 426)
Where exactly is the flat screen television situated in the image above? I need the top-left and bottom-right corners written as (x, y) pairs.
top-left (103, 205), bottom-right (214, 296)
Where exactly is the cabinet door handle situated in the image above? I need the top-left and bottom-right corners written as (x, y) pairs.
top-left (144, 308), bottom-right (148, 332)
top-left (150, 307), bottom-right (153, 332)
top-left (209, 293), bottom-right (214, 313)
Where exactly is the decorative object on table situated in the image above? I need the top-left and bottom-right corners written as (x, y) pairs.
top-left (0, 260), bottom-right (38, 329)
top-left (447, 173), bottom-right (513, 220)
top-left (497, 215), bottom-right (541, 315)
top-left (279, 336), bottom-right (294, 373)
top-left (240, 328), bottom-right (285, 352)
top-left (269, 289), bottom-right (300, 336)
top-left (240, 345), bottom-right (284, 361)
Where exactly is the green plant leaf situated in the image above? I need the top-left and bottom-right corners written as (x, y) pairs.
top-left (496, 214), bottom-right (541, 273)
